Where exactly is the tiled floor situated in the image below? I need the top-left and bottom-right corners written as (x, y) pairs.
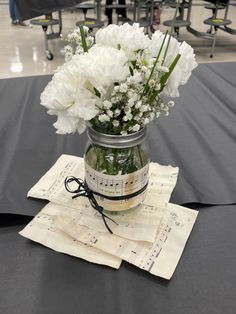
top-left (0, 1), bottom-right (236, 79)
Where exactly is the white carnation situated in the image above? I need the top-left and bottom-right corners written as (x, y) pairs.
top-left (164, 41), bottom-right (198, 97)
top-left (41, 45), bottom-right (129, 135)
top-left (78, 45), bottom-right (129, 90)
top-left (52, 112), bottom-right (86, 134)
top-left (149, 31), bottom-right (197, 97)
top-left (149, 31), bottom-right (180, 65)
top-left (95, 23), bottom-right (150, 60)
top-left (41, 58), bottom-right (99, 135)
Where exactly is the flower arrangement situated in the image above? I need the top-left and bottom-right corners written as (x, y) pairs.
top-left (40, 23), bottom-right (197, 136)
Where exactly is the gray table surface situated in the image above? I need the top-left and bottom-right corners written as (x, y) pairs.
top-left (1, 62), bottom-right (236, 313)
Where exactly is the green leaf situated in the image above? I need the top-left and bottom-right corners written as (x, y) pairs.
top-left (129, 66), bottom-right (134, 76)
top-left (131, 60), bottom-right (137, 69)
top-left (79, 26), bottom-right (88, 53)
top-left (160, 53), bottom-right (181, 91)
top-left (93, 87), bottom-right (101, 98)
top-left (147, 54), bottom-right (181, 105)
top-left (148, 91), bottom-right (158, 104)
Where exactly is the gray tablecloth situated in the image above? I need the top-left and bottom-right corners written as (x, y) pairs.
top-left (1, 63), bottom-right (236, 314)
top-left (0, 62), bottom-right (236, 217)
top-left (148, 62), bottom-right (236, 204)
top-left (1, 204), bottom-right (236, 314)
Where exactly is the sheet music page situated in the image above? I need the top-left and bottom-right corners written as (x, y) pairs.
top-left (53, 202), bottom-right (198, 280)
top-left (27, 154), bottom-right (179, 242)
top-left (19, 207), bottom-right (122, 269)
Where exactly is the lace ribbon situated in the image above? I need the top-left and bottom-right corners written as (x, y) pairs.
top-left (64, 176), bottom-right (118, 234)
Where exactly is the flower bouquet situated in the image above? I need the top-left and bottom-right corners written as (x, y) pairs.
top-left (40, 21), bottom-right (197, 213)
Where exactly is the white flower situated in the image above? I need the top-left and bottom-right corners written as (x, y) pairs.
top-left (123, 112), bottom-right (132, 121)
top-left (77, 45), bottom-right (129, 91)
top-left (95, 23), bottom-right (150, 61)
top-left (132, 124), bottom-right (140, 132)
top-left (127, 72), bottom-right (142, 84)
top-left (119, 83), bottom-right (128, 93)
top-left (149, 112), bottom-right (155, 120)
top-left (135, 101), bottom-right (142, 109)
top-left (134, 114), bottom-right (141, 121)
top-left (75, 46), bottom-right (83, 56)
top-left (149, 79), bottom-right (155, 88)
top-left (53, 113), bottom-right (86, 134)
top-left (140, 105), bottom-right (149, 112)
top-left (41, 45), bottom-right (129, 135)
top-left (141, 66), bottom-right (147, 72)
top-left (113, 120), bottom-right (119, 127)
top-left (164, 41), bottom-right (198, 97)
top-left (128, 98), bottom-right (135, 107)
top-left (114, 109), bottom-right (121, 117)
top-left (64, 45), bottom-right (73, 53)
top-left (143, 117), bottom-right (150, 125)
top-left (64, 45), bottom-right (74, 62)
top-left (106, 110), bottom-right (113, 118)
top-left (149, 31), bottom-right (197, 97)
top-left (98, 114), bottom-right (110, 122)
top-left (103, 100), bottom-right (112, 109)
top-left (149, 31), bottom-right (179, 65)
top-left (40, 61), bottom-right (98, 134)
top-left (168, 100), bottom-right (175, 107)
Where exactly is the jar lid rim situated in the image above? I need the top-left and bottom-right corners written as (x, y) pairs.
top-left (87, 126), bottom-right (147, 148)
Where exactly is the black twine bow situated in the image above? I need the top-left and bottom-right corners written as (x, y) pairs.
top-left (64, 176), bottom-right (118, 234)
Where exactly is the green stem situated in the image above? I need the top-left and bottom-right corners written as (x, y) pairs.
top-left (79, 26), bottom-right (88, 53)
top-left (140, 30), bottom-right (168, 99)
top-left (161, 1), bottom-right (180, 65)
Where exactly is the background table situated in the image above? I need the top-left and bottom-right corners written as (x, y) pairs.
top-left (1, 62), bottom-right (236, 313)
top-left (15, 0), bottom-right (84, 20)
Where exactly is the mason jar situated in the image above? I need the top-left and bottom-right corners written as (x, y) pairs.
top-left (84, 127), bottom-right (150, 212)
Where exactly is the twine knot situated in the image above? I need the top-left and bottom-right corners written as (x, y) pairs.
top-left (64, 176), bottom-right (118, 234)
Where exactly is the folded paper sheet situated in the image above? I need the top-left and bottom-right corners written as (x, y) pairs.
top-left (27, 154), bottom-right (179, 242)
top-left (21, 154), bottom-right (198, 279)
top-left (20, 202), bottom-right (198, 279)
top-left (53, 202), bottom-right (198, 279)
top-left (19, 205), bottom-right (122, 269)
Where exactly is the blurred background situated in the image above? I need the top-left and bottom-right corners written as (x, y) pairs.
top-left (0, 0), bottom-right (236, 78)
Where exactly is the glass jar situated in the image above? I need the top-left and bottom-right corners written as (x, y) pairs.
top-left (84, 127), bottom-right (150, 212)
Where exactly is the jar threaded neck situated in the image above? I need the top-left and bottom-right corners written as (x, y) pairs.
top-left (87, 127), bottom-right (147, 148)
